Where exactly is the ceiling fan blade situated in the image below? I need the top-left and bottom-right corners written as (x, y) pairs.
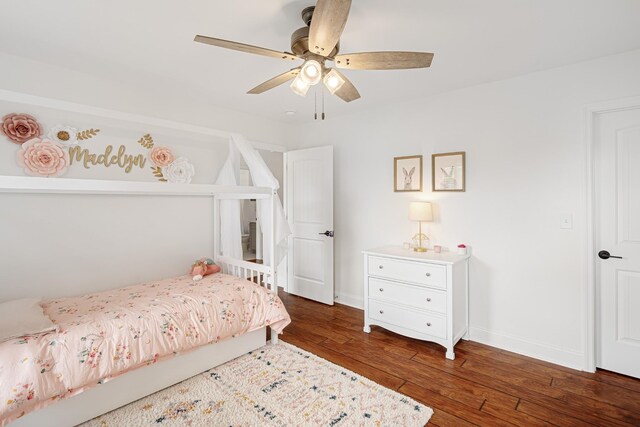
top-left (332, 70), bottom-right (360, 102)
top-left (334, 51), bottom-right (434, 70)
top-left (194, 35), bottom-right (299, 62)
top-left (247, 68), bottom-right (301, 94)
top-left (308, 0), bottom-right (352, 56)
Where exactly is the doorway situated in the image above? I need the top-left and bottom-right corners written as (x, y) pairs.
top-left (587, 98), bottom-right (640, 378)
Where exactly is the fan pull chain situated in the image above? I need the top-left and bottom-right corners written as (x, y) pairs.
top-left (314, 89), bottom-right (318, 120)
top-left (322, 86), bottom-right (325, 120)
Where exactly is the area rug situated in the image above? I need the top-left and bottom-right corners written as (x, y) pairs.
top-left (81, 342), bottom-right (433, 426)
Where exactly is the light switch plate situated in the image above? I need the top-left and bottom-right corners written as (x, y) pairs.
top-left (560, 213), bottom-right (573, 229)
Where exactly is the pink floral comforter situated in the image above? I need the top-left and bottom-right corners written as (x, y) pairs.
top-left (0, 273), bottom-right (290, 425)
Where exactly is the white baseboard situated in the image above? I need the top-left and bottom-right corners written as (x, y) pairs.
top-left (334, 292), bottom-right (363, 310)
top-left (469, 326), bottom-right (584, 370)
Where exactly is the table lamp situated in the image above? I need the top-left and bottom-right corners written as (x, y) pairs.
top-left (409, 201), bottom-right (433, 252)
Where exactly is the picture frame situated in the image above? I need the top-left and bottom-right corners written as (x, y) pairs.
top-left (432, 152), bottom-right (465, 192)
top-left (394, 155), bottom-right (423, 192)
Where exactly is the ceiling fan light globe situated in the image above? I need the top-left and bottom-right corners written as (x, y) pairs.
top-left (290, 75), bottom-right (310, 97)
top-left (300, 59), bottom-right (322, 85)
top-left (322, 69), bottom-right (346, 94)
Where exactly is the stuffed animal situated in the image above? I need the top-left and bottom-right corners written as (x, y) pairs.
top-left (190, 258), bottom-right (221, 281)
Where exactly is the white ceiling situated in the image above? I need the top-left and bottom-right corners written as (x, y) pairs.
top-left (2, 0), bottom-right (640, 123)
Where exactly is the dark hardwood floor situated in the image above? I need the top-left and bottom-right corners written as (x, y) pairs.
top-left (277, 290), bottom-right (640, 427)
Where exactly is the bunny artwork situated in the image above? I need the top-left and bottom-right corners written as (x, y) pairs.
top-left (403, 167), bottom-right (415, 190)
top-left (440, 166), bottom-right (456, 190)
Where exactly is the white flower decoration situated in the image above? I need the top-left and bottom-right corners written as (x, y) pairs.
top-left (48, 124), bottom-right (79, 146)
top-left (162, 157), bottom-right (195, 184)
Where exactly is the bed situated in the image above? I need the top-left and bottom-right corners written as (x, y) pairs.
top-left (0, 176), bottom-right (289, 427)
top-left (1, 262), bottom-right (290, 427)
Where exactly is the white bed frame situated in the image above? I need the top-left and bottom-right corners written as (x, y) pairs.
top-left (1, 176), bottom-right (280, 427)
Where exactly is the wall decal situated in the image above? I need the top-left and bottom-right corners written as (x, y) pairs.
top-left (138, 133), bottom-right (154, 149)
top-left (142, 139), bottom-right (195, 183)
top-left (49, 125), bottom-right (79, 146)
top-left (161, 157), bottom-right (195, 184)
top-left (68, 144), bottom-right (147, 173)
top-left (2, 112), bottom-right (195, 183)
top-left (16, 138), bottom-right (70, 177)
top-left (151, 166), bottom-right (167, 182)
top-left (148, 146), bottom-right (175, 167)
top-left (1, 113), bottom-right (42, 144)
top-left (76, 129), bottom-right (100, 141)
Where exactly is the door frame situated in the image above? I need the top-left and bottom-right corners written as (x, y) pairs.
top-left (283, 146), bottom-right (335, 304)
top-left (583, 95), bottom-right (640, 372)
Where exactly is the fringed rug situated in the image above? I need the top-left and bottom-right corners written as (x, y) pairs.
top-left (82, 342), bottom-right (432, 426)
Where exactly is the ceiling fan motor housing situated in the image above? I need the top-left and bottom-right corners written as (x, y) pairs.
top-left (291, 6), bottom-right (340, 58)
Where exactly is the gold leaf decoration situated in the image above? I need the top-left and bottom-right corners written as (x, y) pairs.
top-left (151, 166), bottom-right (167, 182)
top-left (76, 129), bottom-right (100, 141)
top-left (138, 133), bottom-right (154, 149)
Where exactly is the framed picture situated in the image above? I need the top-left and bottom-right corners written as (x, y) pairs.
top-left (432, 152), bottom-right (465, 192)
top-left (394, 155), bottom-right (423, 192)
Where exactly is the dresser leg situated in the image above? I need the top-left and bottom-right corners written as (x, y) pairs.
top-left (363, 323), bottom-right (371, 334)
top-left (446, 349), bottom-right (455, 360)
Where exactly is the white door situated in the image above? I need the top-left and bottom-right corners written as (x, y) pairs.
top-left (595, 105), bottom-right (640, 378)
top-left (285, 146), bottom-right (334, 305)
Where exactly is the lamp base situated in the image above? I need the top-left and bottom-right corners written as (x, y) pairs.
top-left (413, 247), bottom-right (427, 253)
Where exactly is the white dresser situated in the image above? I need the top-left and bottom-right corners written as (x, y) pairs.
top-left (363, 246), bottom-right (470, 360)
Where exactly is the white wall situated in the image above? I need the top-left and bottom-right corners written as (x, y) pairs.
top-left (290, 49), bottom-right (640, 369)
top-left (0, 53), bottom-right (292, 302)
top-left (0, 52), bottom-right (293, 146)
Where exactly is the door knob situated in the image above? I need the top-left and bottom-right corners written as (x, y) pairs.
top-left (318, 230), bottom-right (334, 237)
top-left (598, 250), bottom-right (622, 260)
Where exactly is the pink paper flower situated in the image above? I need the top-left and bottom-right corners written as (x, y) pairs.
top-left (1, 113), bottom-right (43, 144)
top-left (16, 138), bottom-right (70, 177)
top-left (149, 146), bottom-right (175, 167)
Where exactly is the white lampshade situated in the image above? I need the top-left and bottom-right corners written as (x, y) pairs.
top-left (300, 59), bottom-right (322, 85)
top-left (323, 69), bottom-right (345, 94)
top-left (409, 201), bottom-right (433, 222)
top-left (290, 75), bottom-right (310, 97)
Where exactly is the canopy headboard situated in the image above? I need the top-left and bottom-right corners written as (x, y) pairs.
top-left (0, 176), bottom-right (276, 302)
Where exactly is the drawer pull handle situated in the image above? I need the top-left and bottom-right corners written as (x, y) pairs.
top-left (426, 298), bottom-right (431, 302)
top-left (378, 265), bottom-right (384, 269)
top-left (379, 310), bottom-right (384, 314)
top-left (425, 273), bottom-right (431, 277)
top-left (379, 288), bottom-right (384, 292)
top-left (426, 322), bottom-right (432, 327)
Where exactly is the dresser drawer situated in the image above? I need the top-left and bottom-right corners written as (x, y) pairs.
top-left (368, 277), bottom-right (446, 314)
top-left (368, 256), bottom-right (446, 289)
top-left (369, 300), bottom-right (447, 339)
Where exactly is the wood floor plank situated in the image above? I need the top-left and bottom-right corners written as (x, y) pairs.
top-left (481, 399), bottom-right (557, 427)
top-left (515, 400), bottom-right (600, 427)
top-left (281, 322), bottom-right (327, 344)
top-left (278, 291), bottom-right (640, 427)
top-left (411, 350), bottom-right (637, 426)
top-left (427, 409), bottom-right (477, 427)
top-left (399, 382), bottom-right (515, 427)
top-left (282, 319), bottom-right (351, 344)
top-left (461, 355), bottom-right (640, 425)
top-left (551, 376), bottom-right (640, 413)
top-left (457, 340), bottom-right (640, 395)
top-left (320, 338), bottom-right (516, 411)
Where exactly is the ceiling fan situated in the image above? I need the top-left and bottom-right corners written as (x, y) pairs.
top-left (194, 0), bottom-right (434, 103)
